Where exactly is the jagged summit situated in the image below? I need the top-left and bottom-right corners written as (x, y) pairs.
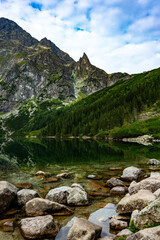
top-left (39, 37), bottom-right (74, 64)
top-left (0, 17), bottom-right (38, 46)
top-left (80, 52), bottom-right (91, 64)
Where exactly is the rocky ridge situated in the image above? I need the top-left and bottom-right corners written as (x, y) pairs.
top-left (0, 17), bottom-right (130, 113)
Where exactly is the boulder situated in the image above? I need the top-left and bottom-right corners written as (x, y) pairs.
top-left (67, 186), bottom-right (88, 206)
top-left (134, 198), bottom-right (160, 229)
top-left (121, 166), bottom-right (145, 181)
top-left (117, 229), bottom-right (133, 238)
top-left (116, 190), bottom-right (155, 214)
top-left (126, 226), bottom-right (160, 240)
top-left (46, 186), bottom-right (72, 204)
top-left (110, 216), bottom-right (128, 230)
top-left (106, 178), bottom-right (126, 188)
top-left (20, 215), bottom-right (59, 239)
top-left (17, 189), bottom-right (40, 206)
top-left (67, 218), bottom-right (102, 240)
top-left (25, 198), bottom-right (72, 216)
top-left (0, 181), bottom-right (18, 213)
top-left (128, 176), bottom-right (160, 195)
top-left (110, 186), bottom-right (126, 195)
top-left (148, 159), bottom-right (160, 165)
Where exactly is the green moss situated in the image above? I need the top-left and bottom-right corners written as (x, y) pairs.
top-left (128, 220), bottom-right (139, 233)
top-left (17, 60), bottom-right (29, 66)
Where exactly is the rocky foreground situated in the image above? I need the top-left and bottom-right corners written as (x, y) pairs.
top-left (0, 159), bottom-right (160, 239)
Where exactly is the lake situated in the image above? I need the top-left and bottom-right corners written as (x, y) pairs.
top-left (0, 137), bottom-right (160, 239)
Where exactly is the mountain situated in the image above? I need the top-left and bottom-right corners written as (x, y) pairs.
top-left (1, 67), bottom-right (160, 139)
top-left (0, 17), bottom-right (130, 113)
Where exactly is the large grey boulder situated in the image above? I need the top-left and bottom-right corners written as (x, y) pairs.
top-left (67, 186), bottom-right (88, 206)
top-left (129, 176), bottom-right (160, 195)
top-left (46, 186), bottom-right (72, 204)
top-left (25, 198), bottom-right (72, 216)
top-left (106, 178), bottom-right (126, 188)
top-left (134, 198), bottom-right (160, 229)
top-left (67, 218), bottom-right (102, 240)
top-left (126, 226), bottom-right (160, 240)
top-left (117, 190), bottom-right (155, 214)
top-left (17, 189), bottom-right (40, 206)
top-left (121, 167), bottom-right (145, 181)
top-left (0, 181), bottom-right (18, 213)
top-left (46, 184), bottom-right (88, 206)
top-left (20, 215), bottom-right (59, 239)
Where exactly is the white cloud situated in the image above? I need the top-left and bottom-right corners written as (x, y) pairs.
top-left (0, 0), bottom-right (160, 74)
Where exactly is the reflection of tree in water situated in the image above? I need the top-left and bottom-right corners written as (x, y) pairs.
top-left (1, 138), bottom-right (160, 171)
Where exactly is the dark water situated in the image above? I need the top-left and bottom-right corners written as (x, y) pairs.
top-left (0, 138), bottom-right (160, 239)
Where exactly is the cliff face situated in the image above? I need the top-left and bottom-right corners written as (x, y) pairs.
top-left (0, 18), bottom-right (130, 112)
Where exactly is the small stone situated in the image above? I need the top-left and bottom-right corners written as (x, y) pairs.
top-left (56, 173), bottom-right (71, 178)
top-left (35, 171), bottom-right (45, 176)
top-left (148, 159), bottom-right (160, 165)
top-left (14, 183), bottom-right (32, 189)
top-left (117, 228), bottom-right (132, 237)
top-left (110, 215), bottom-right (128, 230)
top-left (44, 177), bottom-right (58, 183)
top-left (106, 178), bottom-right (126, 188)
top-left (110, 186), bottom-right (126, 195)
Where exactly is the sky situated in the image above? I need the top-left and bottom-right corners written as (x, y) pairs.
top-left (0, 0), bottom-right (160, 74)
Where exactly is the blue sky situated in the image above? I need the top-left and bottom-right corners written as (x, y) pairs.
top-left (0, 0), bottom-right (160, 73)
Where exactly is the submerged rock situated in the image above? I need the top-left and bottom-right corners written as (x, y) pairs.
top-left (57, 173), bottom-right (71, 178)
top-left (14, 183), bottom-right (32, 189)
top-left (121, 166), bottom-right (145, 181)
top-left (88, 203), bottom-right (117, 237)
top-left (17, 189), bottom-right (40, 206)
top-left (25, 198), bottom-right (73, 216)
top-left (20, 215), bottom-right (60, 239)
top-left (0, 181), bottom-right (18, 213)
top-left (67, 218), bottom-right (102, 240)
top-left (117, 190), bottom-right (155, 214)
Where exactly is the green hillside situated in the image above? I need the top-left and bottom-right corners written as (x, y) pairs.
top-left (1, 67), bottom-right (160, 139)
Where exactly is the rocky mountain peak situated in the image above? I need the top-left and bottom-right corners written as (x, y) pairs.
top-left (39, 37), bottom-right (74, 65)
top-left (0, 17), bottom-right (38, 46)
top-left (80, 52), bottom-right (91, 65)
